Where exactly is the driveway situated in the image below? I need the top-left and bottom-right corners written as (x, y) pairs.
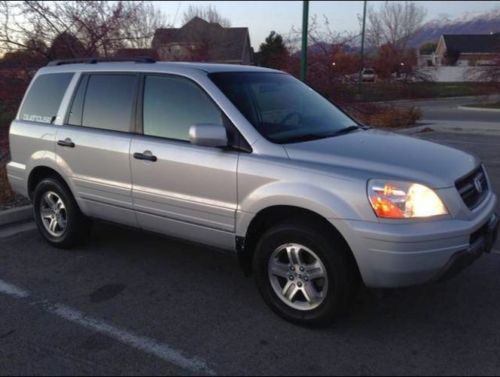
top-left (0, 131), bottom-right (499, 375)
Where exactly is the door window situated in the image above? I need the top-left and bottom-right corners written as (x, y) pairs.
top-left (80, 74), bottom-right (138, 132)
top-left (142, 75), bottom-right (223, 141)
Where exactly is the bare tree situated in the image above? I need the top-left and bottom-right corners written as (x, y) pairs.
top-left (289, 15), bottom-right (358, 56)
top-left (0, 1), bottom-right (169, 57)
top-left (365, 1), bottom-right (427, 51)
top-left (121, 1), bottom-right (171, 49)
top-left (182, 4), bottom-right (231, 27)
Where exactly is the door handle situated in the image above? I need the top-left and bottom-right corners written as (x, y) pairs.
top-left (57, 138), bottom-right (75, 148)
top-left (133, 151), bottom-right (157, 162)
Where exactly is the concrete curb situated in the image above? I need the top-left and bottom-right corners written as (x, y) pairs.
top-left (392, 125), bottom-right (433, 135)
top-left (0, 205), bottom-right (33, 227)
top-left (392, 124), bottom-right (435, 134)
top-left (0, 222), bottom-right (37, 239)
top-left (458, 106), bottom-right (500, 113)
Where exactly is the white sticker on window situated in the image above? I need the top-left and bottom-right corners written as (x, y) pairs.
top-left (22, 114), bottom-right (53, 123)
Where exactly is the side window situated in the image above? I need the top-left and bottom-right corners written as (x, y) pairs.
top-left (19, 73), bottom-right (73, 124)
top-left (81, 74), bottom-right (138, 132)
top-left (142, 75), bottom-right (223, 141)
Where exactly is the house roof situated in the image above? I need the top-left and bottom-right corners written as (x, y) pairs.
top-left (442, 33), bottom-right (500, 54)
top-left (152, 17), bottom-right (250, 62)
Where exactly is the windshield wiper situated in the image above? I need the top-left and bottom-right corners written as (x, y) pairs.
top-left (329, 125), bottom-right (360, 137)
top-left (277, 125), bottom-right (361, 144)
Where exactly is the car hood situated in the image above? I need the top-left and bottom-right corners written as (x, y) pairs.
top-left (283, 129), bottom-right (479, 188)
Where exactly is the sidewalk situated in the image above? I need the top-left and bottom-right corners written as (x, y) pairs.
top-left (368, 94), bottom-right (500, 106)
top-left (457, 105), bottom-right (500, 113)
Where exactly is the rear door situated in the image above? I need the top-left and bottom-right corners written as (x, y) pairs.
top-left (55, 73), bottom-right (139, 227)
top-left (130, 74), bottom-right (238, 250)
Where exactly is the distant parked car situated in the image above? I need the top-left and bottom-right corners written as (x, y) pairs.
top-left (361, 68), bottom-right (376, 82)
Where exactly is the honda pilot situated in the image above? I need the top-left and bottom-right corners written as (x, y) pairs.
top-left (7, 59), bottom-right (499, 326)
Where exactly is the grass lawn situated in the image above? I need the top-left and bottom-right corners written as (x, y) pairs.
top-left (463, 101), bottom-right (500, 110)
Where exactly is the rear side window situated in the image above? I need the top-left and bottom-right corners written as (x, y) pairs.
top-left (81, 74), bottom-right (138, 132)
top-left (142, 75), bottom-right (223, 141)
top-left (19, 73), bottom-right (73, 123)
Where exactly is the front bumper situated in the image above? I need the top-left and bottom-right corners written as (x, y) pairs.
top-left (437, 213), bottom-right (499, 282)
top-left (338, 192), bottom-right (498, 288)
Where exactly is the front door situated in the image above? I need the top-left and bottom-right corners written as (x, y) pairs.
top-left (130, 74), bottom-right (238, 250)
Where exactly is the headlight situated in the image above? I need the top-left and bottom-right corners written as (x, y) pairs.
top-left (368, 180), bottom-right (448, 219)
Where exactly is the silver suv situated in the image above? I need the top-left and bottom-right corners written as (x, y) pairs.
top-left (7, 59), bottom-right (499, 326)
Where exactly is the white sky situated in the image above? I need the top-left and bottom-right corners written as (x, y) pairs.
top-left (155, 1), bottom-right (500, 49)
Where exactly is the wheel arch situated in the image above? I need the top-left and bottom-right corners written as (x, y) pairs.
top-left (237, 205), bottom-right (360, 279)
top-left (27, 165), bottom-right (74, 201)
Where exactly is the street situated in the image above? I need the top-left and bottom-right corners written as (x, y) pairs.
top-left (0, 131), bottom-right (500, 375)
top-left (399, 96), bottom-right (500, 125)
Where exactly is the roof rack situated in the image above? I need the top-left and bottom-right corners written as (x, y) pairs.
top-left (47, 57), bottom-right (156, 67)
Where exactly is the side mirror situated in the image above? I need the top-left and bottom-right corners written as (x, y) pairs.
top-left (189, 124), bottom-right (228, 148)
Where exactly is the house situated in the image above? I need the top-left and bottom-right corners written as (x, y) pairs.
top-left (152, 17), bottom-right (253, 65)
top-left (435, 33), bottom-right (500, 66)
top-left (417, 44), bottom-right (438, 67)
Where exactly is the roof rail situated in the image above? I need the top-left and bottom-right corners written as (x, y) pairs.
top-left (47, 57), bottom-right (156, 67)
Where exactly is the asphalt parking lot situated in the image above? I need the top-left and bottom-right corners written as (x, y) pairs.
top-left (0, 131), bottom-right (499, 376)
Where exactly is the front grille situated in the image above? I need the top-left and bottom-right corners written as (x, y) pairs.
top-left (456, 166), bottom-right (488, 209)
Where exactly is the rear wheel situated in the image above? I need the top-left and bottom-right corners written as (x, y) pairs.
top-left (33, 177), bottom-right (90, 248)
top-left (253, 219), bottom-right (358, 327)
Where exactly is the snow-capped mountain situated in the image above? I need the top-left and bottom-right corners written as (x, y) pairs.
top-left (408, 8), bottom-right (500, 48)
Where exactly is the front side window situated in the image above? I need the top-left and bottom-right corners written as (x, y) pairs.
top-left (209, 72), bottom-right (357, 144)
top-left (142, 75), bottom-right (223, 141)
top-left (81, 74), bottom-right (138, 132)
top-left (19, 73), bottom-right (73, 124)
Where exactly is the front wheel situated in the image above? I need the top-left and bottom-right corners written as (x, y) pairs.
top-left (33, 177), bottom-right (90, 248)
top-left (253, 219), bottom-right (358, 327)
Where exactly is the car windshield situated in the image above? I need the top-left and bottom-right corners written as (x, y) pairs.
top-left (209, 72), bottom-right (358, 144)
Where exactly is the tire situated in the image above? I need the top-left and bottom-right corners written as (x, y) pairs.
top-left (253, 219), bottom-right (358, 327)
top-left (33, 177), bottom-right (90, 248)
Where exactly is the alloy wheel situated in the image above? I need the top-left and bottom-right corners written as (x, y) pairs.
top-left (267, 243), bottom-right (328, 311)
top-left (40, 191), bottom-right (67, 237)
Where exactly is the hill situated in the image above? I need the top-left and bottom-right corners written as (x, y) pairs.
top-left (409, 8), bottom-right (500, 48)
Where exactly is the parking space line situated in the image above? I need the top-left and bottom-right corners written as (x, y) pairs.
top-left (0, 280), bottom-right (30, 298)
top-left (0, 278), bottom-right (216, 375)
